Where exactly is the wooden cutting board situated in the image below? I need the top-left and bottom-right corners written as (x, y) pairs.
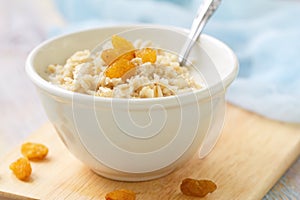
top-left (0, 104), bottom-right (300, 200)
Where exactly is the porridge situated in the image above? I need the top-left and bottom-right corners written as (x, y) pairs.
top-left (47, 35), bottom-right (201, 98)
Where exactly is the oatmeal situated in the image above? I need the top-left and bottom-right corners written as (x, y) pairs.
top-left (47, 35), bottom-right (201, 98)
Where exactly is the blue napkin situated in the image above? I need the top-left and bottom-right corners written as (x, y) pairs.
top-left (206, 0), bottom-right (300, 123)
top-left (52, 0), bottom-right (300, 123)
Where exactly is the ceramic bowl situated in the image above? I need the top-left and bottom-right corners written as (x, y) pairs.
top-left (26, 25), bottom-right (238, 181)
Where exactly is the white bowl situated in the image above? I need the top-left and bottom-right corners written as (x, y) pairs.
top-left (26, 25), bottom-right (238, 181)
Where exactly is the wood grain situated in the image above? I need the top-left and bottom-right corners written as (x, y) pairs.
top-left (0, 104), bottom-right (299, 200)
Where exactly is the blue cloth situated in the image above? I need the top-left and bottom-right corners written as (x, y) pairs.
top-left (51, 0), bottom-right (300, 123)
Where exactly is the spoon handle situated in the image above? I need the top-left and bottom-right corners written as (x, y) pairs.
top-left (180, 0), bottom-right (221, 66)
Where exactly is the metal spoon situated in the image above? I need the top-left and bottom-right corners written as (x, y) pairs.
top-left (179, 0), bottom-right (222, 66)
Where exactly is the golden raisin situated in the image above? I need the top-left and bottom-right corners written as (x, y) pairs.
top-left (135, 48), bottom-right (157, 64)
top-left (105, 58), bottom-right (135, 78)
top-left (119, 50), bottom-right (136, 61)
top-left (101, 35), bottom-right (135, 66)
top-left (101, 49), bottom-right (120, 65)
top-left (21, 142), bottom-right (48, 161)
top-left (101, 35), bottom-right (158, 79)
top-left (104, 51), bottom-right (136, 78)
top-left (9, 157), bottom-right (32, 181)
top-left (180, 178), bottom-right (217, 197)
top-left (111, 35), bottom-right (135, 52)
top-left (105, 189), bottom-right (136, 200)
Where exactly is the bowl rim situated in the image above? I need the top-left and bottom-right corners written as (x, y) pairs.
top-left (25, 24), bottom-right (239, 105)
